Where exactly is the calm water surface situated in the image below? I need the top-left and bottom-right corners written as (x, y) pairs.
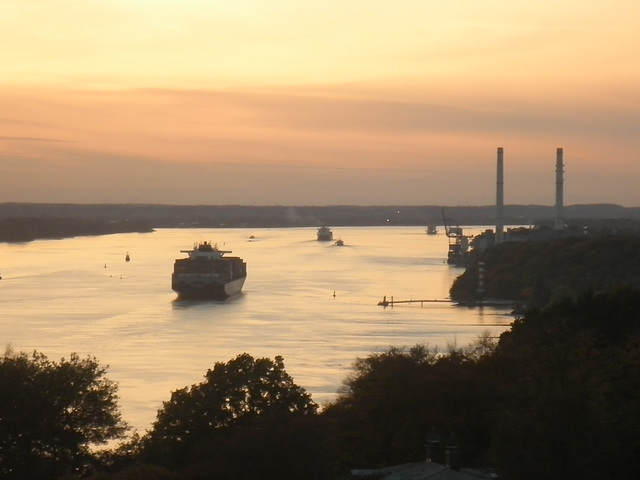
top-left (1, 227), bottom-right (514, 434)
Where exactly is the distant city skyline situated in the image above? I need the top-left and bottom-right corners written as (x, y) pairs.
top-left (2, 1), bottom-right (639, 206)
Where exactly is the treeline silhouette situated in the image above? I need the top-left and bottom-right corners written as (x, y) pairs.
top-left (3, 289), bottom-right (640, 479)
top-left (2, 202), bottom-right (640, 231)
top-left (0, 217), bottom-right (153, 242)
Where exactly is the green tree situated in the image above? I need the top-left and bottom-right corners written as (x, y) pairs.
top-left (324, 346), bottom-right (436, 469)
top-left (323, 343), bottom-right (498, 472)
top-left (490, 289), bottom-right (640, 479)
top-left (0, 349), bottom-right (127, 480)
top-left (141, 353), bottom-right (324, 479)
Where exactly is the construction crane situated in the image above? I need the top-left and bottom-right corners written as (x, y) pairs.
top-left (441, 208), bottom-right (469, 266)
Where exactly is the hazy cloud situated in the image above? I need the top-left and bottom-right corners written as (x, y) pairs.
top-left (1, 1), bottom-right (639, 206)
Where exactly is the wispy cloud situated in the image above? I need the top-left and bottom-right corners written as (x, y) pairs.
top-left (0, 136), bottom-right (72, 143)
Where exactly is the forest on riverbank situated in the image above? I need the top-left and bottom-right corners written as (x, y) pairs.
top-left (450, 234), bottom-right (640, 308)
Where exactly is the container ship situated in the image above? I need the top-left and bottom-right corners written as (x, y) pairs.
top-left (317, 226), bottom-right (333, 241)
top-left (171, 241), bottom-right (247, 300)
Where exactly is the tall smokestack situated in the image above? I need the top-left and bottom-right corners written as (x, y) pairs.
top-left (496, 147), bottom-right (504, 244)
top-left (555, 148), bottom-right (564, 230)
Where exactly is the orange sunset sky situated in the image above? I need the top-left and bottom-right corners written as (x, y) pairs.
top-left (1, 1), bottom-right (639, 206)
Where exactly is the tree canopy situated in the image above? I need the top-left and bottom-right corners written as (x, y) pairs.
top-left (323, 341), bottom-right (498, 471)
top-left (322, 289), bottom-right (640, 479)
top-left (7, 289), bottom-right (640, 479)
top-left (0, 349), bottom-right (126, 480)
top-left (489, 289), bottom-right (640, 479)
top-left (451, 235), bottom-right (640, 307)
top-left (140, 353), bottom-right (325, 479)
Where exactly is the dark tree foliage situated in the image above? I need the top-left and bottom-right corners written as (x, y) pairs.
top-left (450, 235), bottom-right (640, 307)
top-left (324, 290), bottom-right (640, 479)
top-left (44, 290), bottom-right (640, 480)
top-left (323, 343), bottom-right (498, 472)
top-left (0, 349), bottom-right (127, 480)
top-left (59, 464), bottom-right (181, 480)
top-left (140, 353), bottom-right (326, 479)
top-left (487, 288), bottom-right (640, 480)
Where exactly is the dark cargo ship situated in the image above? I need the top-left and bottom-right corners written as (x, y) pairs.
top-left (171, 242), bottom-right (247, 300)
top-left (317, 226), bottom-right (333, 241)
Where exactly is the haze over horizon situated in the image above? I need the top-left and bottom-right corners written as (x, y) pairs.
top-left (2, 1), bottom-right (639, 207)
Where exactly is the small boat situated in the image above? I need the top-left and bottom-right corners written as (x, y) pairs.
top-left (426, 225), bottom-right (438, 235)
top-left (317, 226), bottom-right (333, 241)
top-left (125, 252), bottom-right (130, 262)
top-left (334, 239), bottom-right (344, 246)
top-left (171, 241), bottom-right (247, 300)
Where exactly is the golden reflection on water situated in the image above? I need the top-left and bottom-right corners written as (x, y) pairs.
top-left (1, 227), bottom-right (513, 433)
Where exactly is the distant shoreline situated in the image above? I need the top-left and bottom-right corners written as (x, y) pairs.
top-left (0, 217), bottom-right (153, 243)
top-left (2, 202), bottom-right (639, 225)
top-left (1, 203), bottom-right (639, 242)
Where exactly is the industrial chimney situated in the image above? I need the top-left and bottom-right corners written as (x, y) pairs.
top-left (496, 147), bottom-right (504, 244)
top-left (555, 148), bottom-right (564, 230)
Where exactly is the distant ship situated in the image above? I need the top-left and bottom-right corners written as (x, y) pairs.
top-left (171, 241), bottom-right (247, 300)
top-left (426, 225), bottom-right (438, 235)
top-left (317, 226), bottom-right (333, 241)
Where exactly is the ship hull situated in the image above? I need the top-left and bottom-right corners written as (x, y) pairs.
top-left (172, 275), bottom-right (246, 300)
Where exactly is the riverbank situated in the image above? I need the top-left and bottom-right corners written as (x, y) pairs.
top-left (0, 216), bottom-right (153, 243)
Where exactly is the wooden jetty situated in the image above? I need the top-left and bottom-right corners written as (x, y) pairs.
top-left (378, 296), bottom-right (516, 309)
top-left (377, 296), bottom-right (451, 307)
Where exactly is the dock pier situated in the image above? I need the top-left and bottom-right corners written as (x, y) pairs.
top-left (377, 296), bottom-right (451, 307)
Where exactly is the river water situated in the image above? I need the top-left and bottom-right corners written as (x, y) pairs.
top-left (0, 226), bottom-right (514, 434)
